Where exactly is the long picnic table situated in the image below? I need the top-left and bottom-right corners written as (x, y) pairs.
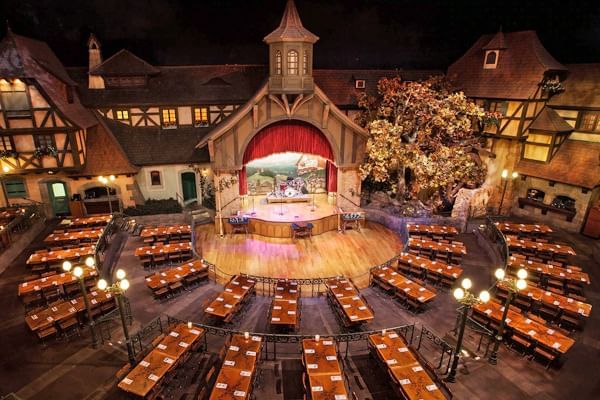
top-left (209, 334), bottom-right (262, 400)
top-left (326, 277), bottom-right (374, 325)
top-left (371, 266), bottom-right (436, 304)
top-left (134, 241), bottom-right (192, 257)
top-left (144, 260), bottom-right (207, 290)
top-left (26, 245), bottom-right (96, 266)
top-left (118, 323), bottom-right (205, 398)
top-left (508, 256), bottom-right (590, 285)
top-left (140, 224), bottom-right (191, 238)
top-left (270, 280), bottom-right (300, 327)
top-left (407, 238), bottom-right (467, 256)
top-left (25, 290), bottom-right (114, 332)
top-left (407, 223), bottom-right (458, 237)
top-left (18, 267), bottom-right (97, 296)
top-left (495, 222), bottom-right (553, 236)
top-left (302, 338), bottom-right (349, 400)
top-left (205, 275), bottom-right (256, 320)
top-left (474, 300), bottom-right (575, 354)
top-left (60, 214), bottom-right (111, 228)
top-left (397, 252), bottom-right (463, 280)
top-left (505, 235), bottom-right (575, 257)
top-left (497, 281), bottom-right (592, 317)
top-left (43, 229), bottom-right (103, 244)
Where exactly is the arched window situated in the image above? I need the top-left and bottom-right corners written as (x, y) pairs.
top-left (303, 51), bottom-right (308, 75)
top-left (150, 170), bottom-right (162, 186)
top-left (287, 50), bottom-right (298, 75)
top-left (275, 51), bottom-right (282, 75)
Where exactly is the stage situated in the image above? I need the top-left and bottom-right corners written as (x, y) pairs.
top-left (217, 194), bottom-right (351, 238)
top-left (196, 220), bottom-right (403, 289)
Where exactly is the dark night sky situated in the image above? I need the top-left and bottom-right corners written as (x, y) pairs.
top-left (1, 0), bottom-right (599, 70)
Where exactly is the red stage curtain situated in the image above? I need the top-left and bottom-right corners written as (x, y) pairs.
top-left (240, 122), bottom-right (335, 195)
top-left (326, 161), bottom-right (338, 193)
top-left (238, 166), bottom-right (247, 196)
top-left (243, 122), bottom-right (334, 164)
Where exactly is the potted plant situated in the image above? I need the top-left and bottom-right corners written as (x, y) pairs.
top-left (33, 145), bottom-right (58, 159)
top-left (0, 149), bottom-right (18, 159)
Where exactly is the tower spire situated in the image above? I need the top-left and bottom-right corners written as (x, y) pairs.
top-left (264, 0), bottom-right (319, 44)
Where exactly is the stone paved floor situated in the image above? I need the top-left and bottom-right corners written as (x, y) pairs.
top-left (0, 216), bottom-right (599, 399)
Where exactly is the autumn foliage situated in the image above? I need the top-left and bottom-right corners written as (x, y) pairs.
top-left (358, 76), bottom-right (500, 207)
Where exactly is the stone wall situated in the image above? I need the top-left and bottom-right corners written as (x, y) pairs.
top-left (451, 186), bottom-right (492, 220)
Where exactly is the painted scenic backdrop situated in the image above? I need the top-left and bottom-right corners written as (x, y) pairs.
top-left (245, 152), bottom-right (326, 195)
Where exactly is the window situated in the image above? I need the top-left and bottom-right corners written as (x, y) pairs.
top-left (0, 136), bottom-right (14, 152)
top-left (579, 112), bottom-right (600, 132)
top-left (4, 178), bottom-right (27, 198)
top-left (523, 132), bottom-right (553, 162)
top-left (303, 51), bottom-right (308, 75)
top-left (287, 50), bottom-right (298, 75)
top-left (486, 101), bottom-right (508, 116)
top-left (115, 109), bottom-right (129, 121)
top-left (150, 170), bottom-right (162, 186)
top-left (194, 107), bottom-right (209, 127)
top-left (34, 134), bottom-right (54, 148)
top-left (275, 51), bottom-right (282, 75)
top-left (0, 79), bottom-right (31, 117)
top-left (161, 108), bottom-right (177, 128)
top-left (484, 50), bottom-right (499, 69)
top-left (355, 79), bottom-right (366, 89)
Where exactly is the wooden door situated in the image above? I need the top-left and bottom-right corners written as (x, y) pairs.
top-left (181, 172), bottom-right (197, 201)
top-left (47, 181), bottom-right (69, 216)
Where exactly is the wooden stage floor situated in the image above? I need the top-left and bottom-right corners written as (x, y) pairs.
top-left (239, 193), bottom-right (339, 222)
top-left (195, 220), bottom-right (404, 288)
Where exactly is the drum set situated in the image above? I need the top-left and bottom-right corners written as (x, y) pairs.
top-left (272, 177), bottom-right (306, 198)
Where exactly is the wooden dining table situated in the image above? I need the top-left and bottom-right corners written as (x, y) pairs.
top-left (407, 238), bottom-right (467, 256)
top-left (43, 229), bottom-right (103, 244)
top-left (0, 208), bottom-right (24, 223)
top-left (18, 267), bottom-right (97, 296)
top-left (508, 256), bottom-right (590, 284)
top-left (495, 222), bottom-right (553, 236)
top-left (397, 252), bottom-right (463, 280)
top-left (144, 260), bottom-right (207, 290)
top-left (205, 275), bottom-right (256, 319)
top-left (26, 245), bottom-right (96, 265)
top-left (302, 338), bottom-right (349, 400)
top-left (270, 280), bottom-right (300, 327)
top-left (390, 364), bottom-right (446, 400)
top-left (326, 278), bottom-right (374, 324)
top-left (140, 224), bottom-right (191, 238)
top-left (407, 223), bottom-right (458, 237)
top-left (372, 267), bottom-right (436, 304)
top-left (134, 241), bottom-right (192, 257)
top-left (25, 290), bottom-right (114, 331)
top-left (474, 300), bottom-right (575, 354)
top-left (118, 323), bottom-right (205, 398)
top-left (497, 281), bottom-right (592, 317)
top-left (60, 214), bottom-right (111, 228)
top-left (210, 334), bottom-right (262, 400)
top-left (505, 235), bottom-right (576, 257)
top-left (368, 331), bottom-right (418, 368)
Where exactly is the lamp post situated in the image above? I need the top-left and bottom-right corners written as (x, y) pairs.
top-left (488, 268), bottom-right (528, 365)
top-left (97, 269), bottom-right (135, 366)
top-left (63, 257), bottom-right (99, 348)
top-left (445, 278), bottom-right (490, 383)
top-left (498, 169), bottom-right (519, 215)
top-left (98, 175), bottom-right (116, 214)
top-left (1, 165), bottom-right (12, 207)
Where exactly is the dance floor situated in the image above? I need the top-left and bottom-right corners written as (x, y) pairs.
top-left (196, 220), bottom-right (403, 288)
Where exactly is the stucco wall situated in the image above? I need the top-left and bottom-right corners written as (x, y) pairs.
top-left (134, 164), bottom-right (211, 203)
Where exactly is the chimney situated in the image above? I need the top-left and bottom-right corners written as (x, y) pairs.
top-left (87, 33), bottom-right (105, 89)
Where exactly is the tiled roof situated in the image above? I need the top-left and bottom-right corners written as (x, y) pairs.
top-left (69, 65), bottom-right (438, 109)
top-left (264, 0), bottom-right (319, 44)
top-left (528, 107), bottom-right (573, 132)
top-left (69, 65), bottom-right (268, 107)
top-left (0, 31), bottom-right (97, 129)
top-left (516, 140), bottom-right (600, 189)
top-left (89, 49), bottom-right (160, 76)
top-left (447, 31), bottom-right (566, 99)
top-left (482, 32), bottom-right (507, 50)
top-left (548, 64), bottom-right (600, 109)
top-left (70, 119), bottom-right (138, 177)
top-left (100, 117), bottom-right (210, 166)
top-left (313, 69), bottom-right (441, 107)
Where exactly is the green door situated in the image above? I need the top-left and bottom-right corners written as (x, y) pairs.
top-left (181, 172), bottom-right (197, 201)
top-left (47, 181), bottom-right (69, 216)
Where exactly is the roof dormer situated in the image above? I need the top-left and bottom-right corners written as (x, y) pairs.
top-left (482, 31), bottom-right (507, 69)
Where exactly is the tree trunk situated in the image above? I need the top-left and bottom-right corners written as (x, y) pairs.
top-left (396, 165), bottom-right (406, 200)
